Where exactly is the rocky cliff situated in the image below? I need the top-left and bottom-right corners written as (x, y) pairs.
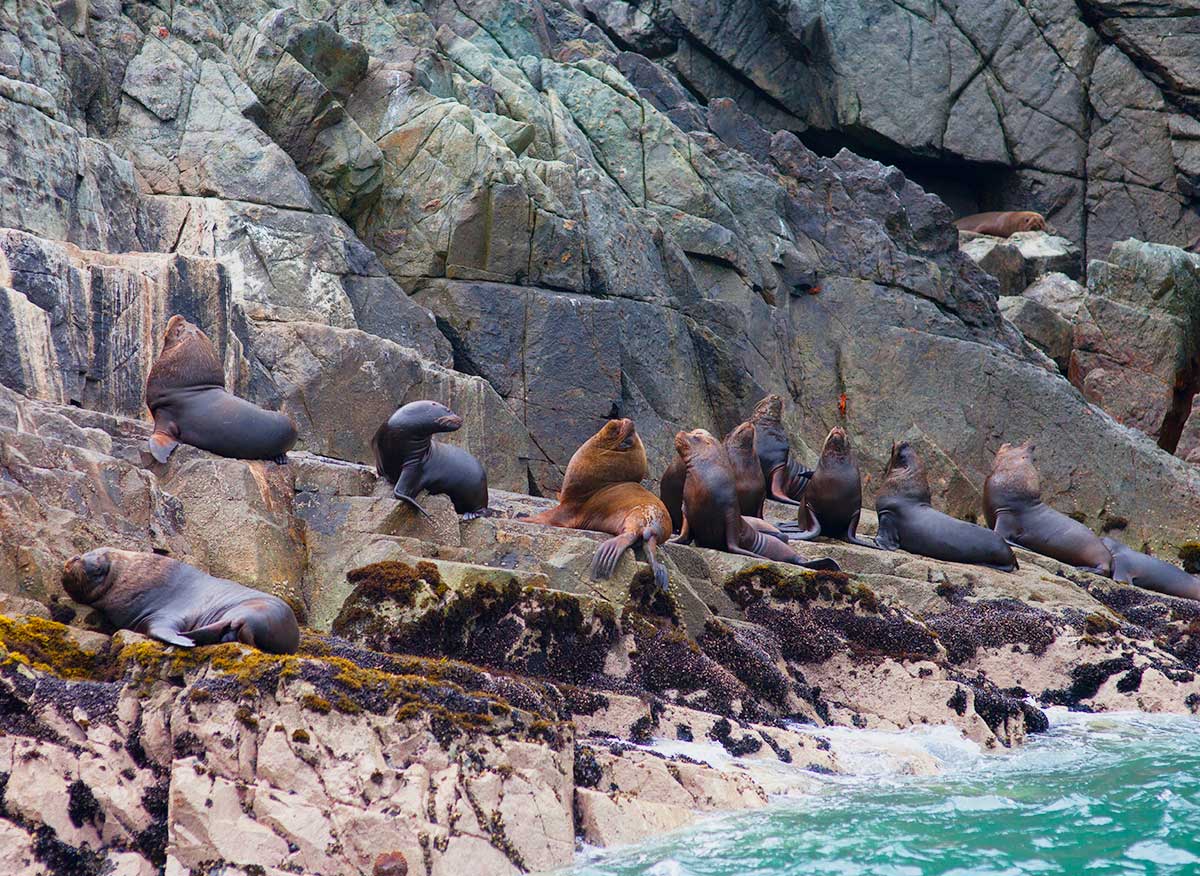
top-left (4, 0), bottom-right (1200, 874)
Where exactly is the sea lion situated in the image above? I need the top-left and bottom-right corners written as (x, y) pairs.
top-left (62, 548), bottom-right (299, 653)
top-left (1101, 538), bottom-right (1200, 601)
top-left (145, 316), bottom-right (297, 464)
top-left (670, 429), bottom-right (839, 571)
top-left (372, 400), bottom-right (491, 519)
top-left (789, 426), bottom-right (876, 547)
top-left (954, 211), bottom-right (1047, 238)
top-left (523, 418), bottom-right (672, 591)
top-left (661, 420), bottom-right (766, 530)
top-left (983, 443), bottom-right (1112, 575)
top-left (875, 442), bottom-right (1017, 571)
top-left (747, 394), bottom-right (813, 508)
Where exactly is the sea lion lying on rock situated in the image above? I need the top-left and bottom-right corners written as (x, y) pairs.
top-left (787, 427), bottom-right (876, 548)
top-left (145, 315), bottom-right (297, 464)
top-left (372, 400), bottom-right (492, 519)
top-left (875, 442), bottom-right (1017, 571)
top-left (62, 548), bottom-right (300, 653)
top-left (983, 443), bottom-right (1112, 576)
top-left (748, 394), bottom-right (813, 508)
top-left (954, 211), bottom-right (1047, 238)
top-left (1102, 537), bottom-right (1200, 601)
top-left (671, 429), bottom-right (839, 571)
top-left (523, 418), bottom-right (672, 591)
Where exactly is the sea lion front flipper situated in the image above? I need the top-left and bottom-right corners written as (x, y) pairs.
top-left (991, 509), bottom-right (1021, 545)
top-left (591, 533), bottom-right (638, 580)
top-left (182, 619), bottom-right (236, 646)
top-left (845, 511), bottom-right (880, 549)
top-left (146, 430), bottom-right (179, 464)
top-left (797, 557), bottom-right (841, 572)
top-left (669, 518), bottom-right (694, 546)
top-left (145, 621), bottom-right (196, 649)
top-left (393, 487), bottom-right (433, 519)
top-left (766, 467), bottom-right (804, 507)
top-left (874, 511), bottom-right (901, 551)
top-left (784, 502), bottom-right (822, 541)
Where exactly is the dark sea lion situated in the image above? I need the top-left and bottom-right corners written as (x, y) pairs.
top-left (790, 426), bottom-right (876, 547)
top-left (524, 418), bottom-right (672, 591)
top-left (372, 400), bottom-right (491, 519)
top-left (660, 420), bottom-right (766, 530)
top-left (983, 442), bottom-right (1112, 575)
top-left (875, 442), bottom-right (1017, 571)
top-left (954, 211), bottom-right (1047, 238)
top-left (747, 394), bottom-right (813, 508)
top-left (62, 547), bottom-right (299, 653)
top-left (1101, 538), bottom-right (1200, 601)
top-left (145, 315), bottom-right (297, 464)
top-left (670, 429), bottom-right (839, 571)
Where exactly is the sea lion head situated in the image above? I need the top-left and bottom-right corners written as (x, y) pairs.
top-left (882, 440), bottom-right (932, 502)
top-left (62, 548), bottom-right (118, 604)
top-left (750, 394), bottom-right (783, 424)
top-left (725, 420), bottom-right (756, 454)
top-left (161, 315), bottom-right (206, 352)
top-left (988, 442), bottom-right (1040, 502)
top-left (387, 400), bottom-right (464, 436)
top-left (674, 428), bottom-right (722, 463)
top-left (1018, 212), bottom-right (1047, 232)
top-left (593, 417), bottom-right (639, 452)
top-left (820, 426), bottom-right (852, 460)
top-left (560, 418), bottom-right (648, 496)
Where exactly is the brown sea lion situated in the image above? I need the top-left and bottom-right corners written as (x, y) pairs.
top-left (145, 315), bottom-right (297, 464)
top-left (983, 443), bottom-right (1112, 575)
top-left (523, 418), bottom-right (672, 591)
top-left (660, 420), bottom-right (767, 530)
top-left (875, 442), bottom-right (1017, 571)
top-left (62, 548), bottom-right (299, 653)
top-left (372, 400), bottom-right (491, 519)
top-left (954, 211), bottom-right (1047, 238)
top-left (747, 394), bottom-right (813, 507)
top-left (789, 427), bottom-right (876, 547)
top-left (670, 429), bottom-right (839, 571)
top-left (1101, 538), bottom-right (1200, 601)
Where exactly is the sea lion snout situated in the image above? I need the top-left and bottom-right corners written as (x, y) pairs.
top-left (62, 549), bottom-right (113, 604)
top-left (435, 413), bottom-right (463, 431)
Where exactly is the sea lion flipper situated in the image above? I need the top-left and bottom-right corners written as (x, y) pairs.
top-left (845, 511), bottom-right (881, 549)
top-left (642, 534), bottom-right (670, 593)
top-left (590, 533), bottom-right (637, 580)
top-left (874, 512), bottom-right (901, 551)
top-left (183, 619), bottom-right (236, 646)
top-left (766, 467), bottom-right (804, 507)
top-left (798, 557), bottom-right (841, 572)
top-left (147, 431), bottom-right (178, 464)
top-left (788, 503), bottom-right (821, 541)
top-left (146, 622), bottom-right (195, 648)
top-left (393, 489), bottom-right (433, 519)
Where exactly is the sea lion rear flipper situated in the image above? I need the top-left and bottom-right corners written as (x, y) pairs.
top-left (874, 512), bottom-right (901, 551)
top-left (797, 557), bottom-right (841, 572)
top-left (461, 507), bottom-right (498, 521)
top-left (766, 467), bottom-right (804, 507)
top-left (642, 534), bottom-right (670, 593)
top-left (146, 431), bottom-right (178, 464)
top-left (146, 622), bottom-right (195, 648)
top-left (591, 533), bottom-right (637, 580)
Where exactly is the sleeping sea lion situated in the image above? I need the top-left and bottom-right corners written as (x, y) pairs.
top-left (62, 548), bottom-right (299, 653)
top-left (523, 418), bottom-right (672, 591)
top-left (145, 315), bottom-right (297, 464)
top-left (670, 429), bottom-right (839, 571)
top-left (1101, 538), bottom-right (1200, 601)
top-left (661, 420), bottom-right (767, 530)
top-left (372, 400), bottom-right (491, 519)
top-left (789, 427), bottom-right (876, 547)
top-left (954, 211), bottom-right (1047, 238)
top-left (875, 442), bottom-right (1017, 571)
top-left (747, 394), bottom-right (813, 507)
top-left (983, 443), bottom-right (1112, 575)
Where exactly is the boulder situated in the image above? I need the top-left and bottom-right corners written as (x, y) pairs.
top-left (999, 295), bottom-right (1074, 371)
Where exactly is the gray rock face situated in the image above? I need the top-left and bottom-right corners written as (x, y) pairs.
top-left (999, 295), bottom-right (1074, 371)
top-left (599, 0), bottom-right (1200, 263)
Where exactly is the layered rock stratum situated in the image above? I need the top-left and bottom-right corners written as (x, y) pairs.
top-left (3, 0), bottom-right (1200, 874)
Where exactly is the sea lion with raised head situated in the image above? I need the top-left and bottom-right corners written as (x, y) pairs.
top-left (875, 442), bottom-right (1017, 571)
top-left (954, 211), bottom-right (1047, 238)
top-left (145, 316), bottom-right (297, 464)
top-left (748, 394), bottom-right (813, 508)
top-left (671, 429), bottom-right (839, 571)
top-left (62, 548), bottom-right (300, 653)
top-left (372, 400), bottom-right (491, 519)
top-left (661, 419), bottom-right (767, 530)
top-left (523, 418), bottom-right (672, 591)
top-left (1101, 538), bottom-right (1200, 601)
top-left (983, 443), bottom-right (1112, 575)
top-left (789, 427), bottom-right (876, 547)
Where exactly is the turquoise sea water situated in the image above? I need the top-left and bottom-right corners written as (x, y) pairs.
top-left (565, 711), bottom-right (1200, 876)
